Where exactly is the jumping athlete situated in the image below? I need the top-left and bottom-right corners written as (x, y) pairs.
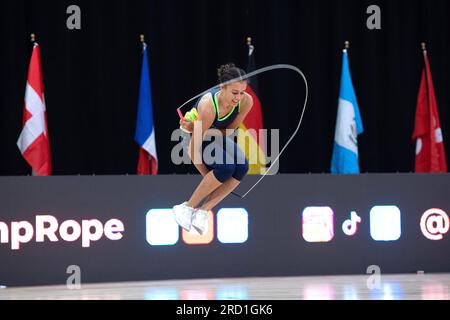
top-left (173, 63), bottom-right (253, 235)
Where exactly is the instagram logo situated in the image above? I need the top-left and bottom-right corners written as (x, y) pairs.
top-left (420, 208), bottom-right (449, 240)
top-left (301, 206), bottom-right (334, 243)
top-left (342, 211), bottom-right (361, 236)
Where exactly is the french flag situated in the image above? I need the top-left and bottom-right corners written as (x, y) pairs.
top-left (17, 42), bottom-right (52, 176)
top-left (135, 42), bottom-right (158, 175)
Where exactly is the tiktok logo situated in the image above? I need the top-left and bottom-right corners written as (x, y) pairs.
top-left (342, 211), bottom-right (361, 236)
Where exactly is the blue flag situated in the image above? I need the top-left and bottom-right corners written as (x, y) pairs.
top-left (330, 49), bottom-right (363, 174)
top-left (135, 43), bottom-right (158, 175)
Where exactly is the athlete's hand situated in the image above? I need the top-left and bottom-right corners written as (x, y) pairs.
top-left (179, 118), bottom-right (194, 133)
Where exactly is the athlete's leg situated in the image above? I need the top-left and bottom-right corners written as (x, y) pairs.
top-left (186, 136), bottom-right (236, 208)
top-left (192, 141), bottom-right (248, 234)
top-left (199, 139), bottom-right (248, 211)
top-left (198, 176), bottom-right (241, 211)
top-left (186, 170), bottom-right (222, 208)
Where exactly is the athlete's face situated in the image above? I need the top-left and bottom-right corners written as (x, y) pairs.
top-left (222, 81), bottom-right (247, 106)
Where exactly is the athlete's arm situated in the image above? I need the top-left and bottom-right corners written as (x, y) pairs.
top-left (189, 94), bottom-right (215, 176)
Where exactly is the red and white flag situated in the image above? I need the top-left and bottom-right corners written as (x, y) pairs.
top-left (412, 48), bottom-right (447, 173)
top-left (17, 43), bottom-right (52, 175)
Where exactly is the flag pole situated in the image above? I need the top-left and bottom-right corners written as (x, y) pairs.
top-left (140, 34), bottom-right (147, 51)
top-left (30, 33), bottom-right (37, 177)
top-left (421, 42), bottom-right (427, 55)
top-left (246, 36), bottom-right (254, 57)
top-left (138, 33), bottom-right (152, 163)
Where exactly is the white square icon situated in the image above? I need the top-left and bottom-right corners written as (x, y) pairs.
top-left (146, 209), bottom-right (179, 246)
top-left (217, 208), bottom-right (248, 244)
top-left (370, 205), bottom-right (401, 241)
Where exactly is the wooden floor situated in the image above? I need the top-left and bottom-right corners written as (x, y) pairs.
top-left (1, 273), bottom-right (449, 300)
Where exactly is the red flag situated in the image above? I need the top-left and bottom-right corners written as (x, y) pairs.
top-left (412, 48), bottom-right (447, 172)
top-left (17, 43), bottom-right (52, 175)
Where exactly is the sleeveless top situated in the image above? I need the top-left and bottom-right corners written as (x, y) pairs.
top-left (194, 87), bottom-right (240, 129)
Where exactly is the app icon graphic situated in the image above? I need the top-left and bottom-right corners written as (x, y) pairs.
top-left (342, 211), bottom-right (361, 236)
top-left (182, 210), bottom-right (214, 245)
top-left (302, 206), bottom-right (334, 243)
top-left (370, 206), bottom-right (401, 241)
top-left (146, 209), bottom-right (179, 246)
top-left (217, 208), bottom-right (248, 244)
top-left (420, 208), bottom-right (449, 240)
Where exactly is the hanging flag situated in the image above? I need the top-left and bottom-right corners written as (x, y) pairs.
top-left (17, 41), bottom-right (52, 176)
top-left (237, 38), bottom-right (267, 174)
top-left (412, 44), bottom-right (447, 173)
top-left (135, 40), bottom-right (158, 175)
top-left (330, 45), bottom-right (364, 174)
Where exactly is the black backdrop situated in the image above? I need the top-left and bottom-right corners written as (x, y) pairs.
top-left (1, 0), bottom-right (449, 175)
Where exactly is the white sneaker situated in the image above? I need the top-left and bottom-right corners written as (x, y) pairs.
top-left (173, 202), bottom-right (194, 231)
top-left (191, 209), bottom-right (209, 235)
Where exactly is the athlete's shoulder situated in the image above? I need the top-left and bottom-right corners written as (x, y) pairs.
top-left (197, 92), bottom-right (213, 109)
top-left (196, 93), bottom-right (215, 118)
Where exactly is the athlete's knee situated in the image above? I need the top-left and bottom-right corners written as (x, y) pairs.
top-left (212, 163), bottom-right (236, 183)
top-left (232, 160), bottom-right (249, 181)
